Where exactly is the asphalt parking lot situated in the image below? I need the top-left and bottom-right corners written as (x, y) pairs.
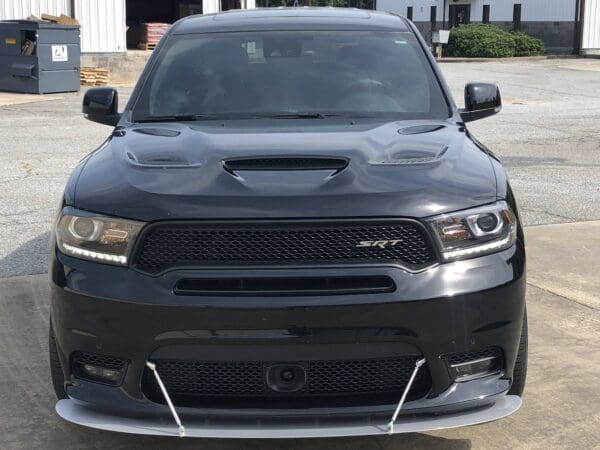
top-left (0, 58), bottom-right (599, 449)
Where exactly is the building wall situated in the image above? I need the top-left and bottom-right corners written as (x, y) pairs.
top-left (377, 0), bottom-right (576, 23)
top-left (0, 0), bottom-right (71, 19)
top-left (377, 0), bottom-right (578, 53)
top-left (0, 0), bottom-right (126, 53)
top-left (582, 0), bottom-right (600, 51)
top-left (74, 0), bottom-right (126, 53)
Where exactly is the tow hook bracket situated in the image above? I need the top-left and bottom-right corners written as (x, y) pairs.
top-left (386, 358), bottom-right (427, 434)
top-left (146, 361), bottom-right (186, 437)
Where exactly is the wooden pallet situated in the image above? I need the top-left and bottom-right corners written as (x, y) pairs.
top-left (80, 67), bottom-right (109, 86)
top-left (138, 42), bottom-right (157, 51)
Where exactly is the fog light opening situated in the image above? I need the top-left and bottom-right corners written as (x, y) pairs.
top-left (71, 352), bottom-right (127, 386)
top-left (80, 363), bottom-right (124, 383)
top-left (450, 356), bottom-right (502, 381)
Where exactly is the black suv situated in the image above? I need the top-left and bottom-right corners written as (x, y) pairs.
top-left (50, 8), bottom-right (527, 438)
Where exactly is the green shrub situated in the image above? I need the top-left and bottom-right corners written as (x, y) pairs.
top-left (511, 32), bottom-right (546, 56)
top-left (446, 24), bottom-right (515, 57)
top-left (445, 24), bottom-right (545, 58)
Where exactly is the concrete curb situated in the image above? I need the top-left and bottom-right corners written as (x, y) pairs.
top-left (436, 55), bottom-right (577, 63)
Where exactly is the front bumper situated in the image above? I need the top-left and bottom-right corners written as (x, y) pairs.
top-left (56, 395), bottom-right (522, 438)
top-left (50, 242), bottom-right (526, 436)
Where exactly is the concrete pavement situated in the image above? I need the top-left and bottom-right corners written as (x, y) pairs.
top-left (526, 221), bottom-right (600, 310)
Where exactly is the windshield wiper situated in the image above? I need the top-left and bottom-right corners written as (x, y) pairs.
top-left (258, 112), bottom-right (381, 119)
top-left (264, 113), bottom-right (327, 119)
top-left (135, 112), bottom-right (363, 123)
top-left (136, 114), bottom-right (227, 123)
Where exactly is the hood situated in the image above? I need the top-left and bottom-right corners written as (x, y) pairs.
top-left (73, 120), bottom-right (497, 221)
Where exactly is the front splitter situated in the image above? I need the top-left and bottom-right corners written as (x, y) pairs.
top-left (56, 396), bottom-right (522, 438)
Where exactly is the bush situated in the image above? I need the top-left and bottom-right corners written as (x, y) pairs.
top-left (446, 24), bottom-right (515, 57)
top-left (445, 24), bottom-right (545, 58)
top-left (511, 32), bottom-right (546, 56)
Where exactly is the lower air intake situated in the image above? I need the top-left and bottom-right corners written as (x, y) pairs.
top-left (142, 355), bottom-right (432, 408)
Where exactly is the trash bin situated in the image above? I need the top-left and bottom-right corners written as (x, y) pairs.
top-left (0, 20), bottom-right (80, 94)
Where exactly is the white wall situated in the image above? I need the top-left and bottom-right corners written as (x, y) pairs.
top-left (0, 0), bottom-right (70, 20)
top-left (74, 0), bottom-right (126, 53)
top-left (582, 0), bottom-right (600, 50)
top-left (377, 0), bottom-right (576, 23)
top-left (0, 0), bottom-right (126, 53)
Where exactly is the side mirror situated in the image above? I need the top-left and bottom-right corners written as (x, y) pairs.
top-left (83, 87), bottom-right (121, 127)
top-left (460, 82), bottom-right (501, 123)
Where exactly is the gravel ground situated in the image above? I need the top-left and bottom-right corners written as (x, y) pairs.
top-left (1, 58), bottom-right (600, 277)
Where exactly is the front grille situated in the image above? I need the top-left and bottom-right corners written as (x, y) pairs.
top-left (133, 220), bottom-right (436, 274)
top-left (143, 356), bottom-right (431, 408)
top-left (444, 347), bottom-right (504, 366)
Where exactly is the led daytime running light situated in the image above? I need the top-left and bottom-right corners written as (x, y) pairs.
top-left (62, 242), bottom-right (128, 264)
top-left (441, 232), bottom-right (514, 260)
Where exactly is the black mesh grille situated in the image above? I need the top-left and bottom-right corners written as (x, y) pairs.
top-left (308, 357), bottom-right (421, 395)
top-left (151, 361), bottom-right (266, 396)
top-left (143, 356), bottom-right (431, 407)
top-left (445, 347), bottom-right (503, 366)
top-left (71, 352), bottom-right (126, 370)
top-left (133, 220), bottom-right (436, 274)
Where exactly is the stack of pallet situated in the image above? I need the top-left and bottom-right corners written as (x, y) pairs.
top-left (80, 67), bottom-right (109, 86)
top-left (137, 23), bottom-right (170, 50)
top-left (27, 13), bottom-right (79, 26)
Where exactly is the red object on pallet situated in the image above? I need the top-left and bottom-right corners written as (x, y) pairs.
top-left (141, 23), bottom-right (170, 45)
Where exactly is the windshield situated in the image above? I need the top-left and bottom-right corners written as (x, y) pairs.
top-left (131, 31), bottom-right (449, 121)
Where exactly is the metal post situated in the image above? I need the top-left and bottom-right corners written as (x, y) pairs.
top-left (146, 361), bottom-right (186, 437)
top-left (387, 358), bottom-right (426, 434)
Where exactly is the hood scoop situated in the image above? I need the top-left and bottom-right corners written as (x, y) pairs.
top-left (223, 156), bottom-right (349, 173)
top-left (398, 124), bottom-right (445, 135)
top-left (126, 151), bottom-right (201, 169)
top-left (133, 127), bottom-right (181, 137)
top-left (372, 146), bottom-right (449, 166)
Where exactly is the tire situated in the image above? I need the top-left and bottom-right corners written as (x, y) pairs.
top-left (508, 310), bottom-right (528, 396)
top-left (49, 320), bottom-right (68, 400)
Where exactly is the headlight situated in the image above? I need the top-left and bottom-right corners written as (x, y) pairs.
top-left (427, 201), bottom-right (517, 261)
top-left (56, 209), bottom-right (145, 265)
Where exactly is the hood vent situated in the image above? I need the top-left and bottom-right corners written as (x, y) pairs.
top-left (126, 151), bottom-right (200, 168)
top-left (223, 156), bottom-right (349, 173)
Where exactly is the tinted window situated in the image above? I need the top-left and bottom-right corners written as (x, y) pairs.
top-left (132, 31), bottom-right (449, 120)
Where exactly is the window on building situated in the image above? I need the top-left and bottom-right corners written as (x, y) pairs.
top-left (448, 4), bottom-right (470, 28)
top-left (407, 6), bottom-right (413, 21)
top-left (513, 4), bottom-right (522, 31)
top-left (430, 6), bottom-right (437, 30)
top-left (482, 5), bottom-right (490, 24)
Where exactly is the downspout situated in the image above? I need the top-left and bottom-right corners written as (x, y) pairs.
top-left (575, 0), bottom-right (586, 55)
top-left (70, 0), bottom-right (76, 19)
top-left (442, 0), bottom-right (447, 29)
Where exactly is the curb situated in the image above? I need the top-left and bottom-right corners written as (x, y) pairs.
top-left (436, 55), bottom-right (577, 63)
